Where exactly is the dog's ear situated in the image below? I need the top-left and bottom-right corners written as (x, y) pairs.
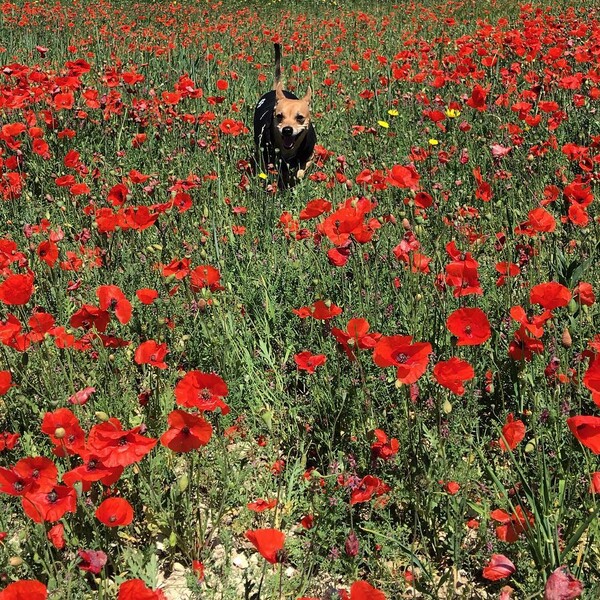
top-left (302, 86), bottom-right (312, 105)
top-left (275, 80), bottom-right (285, 101)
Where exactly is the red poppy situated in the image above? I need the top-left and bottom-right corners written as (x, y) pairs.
top-left (590, 472), bottom-right (600, 494)
top-left (134, 340), bottom-right (168, 369)
top-left (473, 167), bottom-right (492, 202)
top-left (190, 265), bottom-right (224, 293)
top-left (37, 240), bottom-right (59, 267)
top-left (97, 285), bottom-right (132, 324)
top-left (433, 357), bottom-right (475, 396)
top-left (299, 198), bottom-right (332, 220)
top-left (245, 528), bottom-right (285, 564)
top-left (294, 351), bottom-right (327, 374)
top-left (567, 416), bottom-right (600, 454)
top-left (87, 418), bottom-right (157, 467)
top-left (78, 549), bottom-right (107, 574)
top-left (508, 326), bottom-right (544, 361)
top-left (317, 205), bottom-right (367, 246)
top-left (573, 282), bottom-right (595, 306)
top-left (499, 414), bottom-right (526, 451)
top-left (0, 467), bottom-right (33, 496)
top-left (386, 164), bottom-right (420, 190)
top-left (373, 335), bottom-right (432, 384)
top-left (28, 312), bottom-right (55, 342)
top-left (118, 579), bottom-right (167, 600)
top-left (174, 371), bottom-right (230, 414)
top-left (482, 554), bottom-right (516, 581)
top-left (0, 431), bottom-right (19, 451)
top-left (370, 429), bottom-right (399, 461)
top-left (530, 282), bottom-right (572, 310)
top-left (62, 453), bottom-right (123, 490)
top-left (0, 371), bottom-right (12, 395)
top-left (161, 258), bottom-right (190, 280)
top-left (160, 410), bottom-right (213, 452)
top-left (444, 481), bottom-right (460, 495)
top-left (509, 306), bottom-right (552, 338)
top-left (14, 457), bottom-right (57, 492)
top-left (343, 580), bottom-right (387, 600)
top-left (136, 288), bottom-right (159, 305)
top-left (68, 386), bottom-right (96, 406)
top-left (96, 497), bottom-right (134, 527)
top-left (446, 307), bottom-right (491, 346)
top-left (107, 183), bottom-right (129, 207)
top-left (47, 523), bottom-right (65, 549)
top-left (529, 207), bottom-right (556, 232)
top-left (22, 485), bottom-right (77, 523)
top-left (331, 318), bottom-right (381, 361)
top-left (69, 305), bottom-right (110, 333)
top-left (466, 84), bottom-right (488, 111)
top-left (543, 567), bottom-right (583, 600)
top-left (491, 506), bottom-right (533, 543)
top-left (41, 408), bottom-right (86, 456)
top-left (294, 300), bottom-right (343, 320)
top-left (583, 358), bottom-right (600, 406)
top-left (247, 498), bottom-right (277, 512)
top-left (0, 580), bottom-right (47, 599)
top-left (350, 475), bottom-right (390, 505)
top-left (495, 262), bottom-right (520, 286)
top-left (0, 272), bottom-right (34, 306)
top-left (444, 243), bottom-right (482, 297)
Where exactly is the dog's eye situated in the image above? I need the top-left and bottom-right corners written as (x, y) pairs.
top-left (296, 115), bottom-right (305, 123)
top-left (275, 113), bottom-right (283, 122)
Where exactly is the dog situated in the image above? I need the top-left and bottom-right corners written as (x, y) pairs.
top-left (253, 43), bottom-right (316, 189)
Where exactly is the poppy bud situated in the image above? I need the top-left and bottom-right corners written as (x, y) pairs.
top-left (561, 327), bottom-right (572, 348)
top-left (442, 399), bottom-right (453, 414)
top-left (54, 427), bottom-right (66, 439)
top-left (178, 474), bottom-right (189, 492)
top-left (567, 299), bottom-right (578, 314)
top-left (261, 408), bottom-right (273, 431)
top-left (95, 411), bottom-right (109, 422)
top-left (9, 556), bottom-right (23, 567)
top-left (525, 439), bottom-right (536, 454)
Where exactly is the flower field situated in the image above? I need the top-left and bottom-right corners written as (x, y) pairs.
top-left (0, 0), bottom-right (599, 597)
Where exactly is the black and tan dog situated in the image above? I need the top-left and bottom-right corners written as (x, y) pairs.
top-left (253, 43), bottom-right (316, 189)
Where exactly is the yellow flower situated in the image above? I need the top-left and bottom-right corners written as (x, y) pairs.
top-left (377, 120), bottom-right (389, 128)
top-left (258, 172), bottom-right (268, 179)
top-left (387, 109), bottom-right (399, 116)
top-left (428, 138), bottom-right (439, 145)
top-left (445, 108), bottom-right (461, 118)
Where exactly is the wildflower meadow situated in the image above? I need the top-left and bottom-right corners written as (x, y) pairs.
top-left (0, 0), bottom-right (599, 598)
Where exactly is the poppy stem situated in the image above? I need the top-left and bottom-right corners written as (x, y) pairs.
top-left (278, 559), bottom-right (283, 600)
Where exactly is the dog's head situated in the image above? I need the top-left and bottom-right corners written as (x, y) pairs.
top-left (273, 81), bottom-right (312, 154)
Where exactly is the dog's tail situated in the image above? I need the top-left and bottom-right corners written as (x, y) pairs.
top-left (273, 43), bottom-right (281, 88)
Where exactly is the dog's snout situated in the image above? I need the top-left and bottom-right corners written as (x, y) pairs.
top-left (282, 126), bottom-right (293, 136)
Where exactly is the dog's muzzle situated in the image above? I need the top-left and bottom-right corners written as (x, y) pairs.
top-left (280, 126), bottom-right (301, 150)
